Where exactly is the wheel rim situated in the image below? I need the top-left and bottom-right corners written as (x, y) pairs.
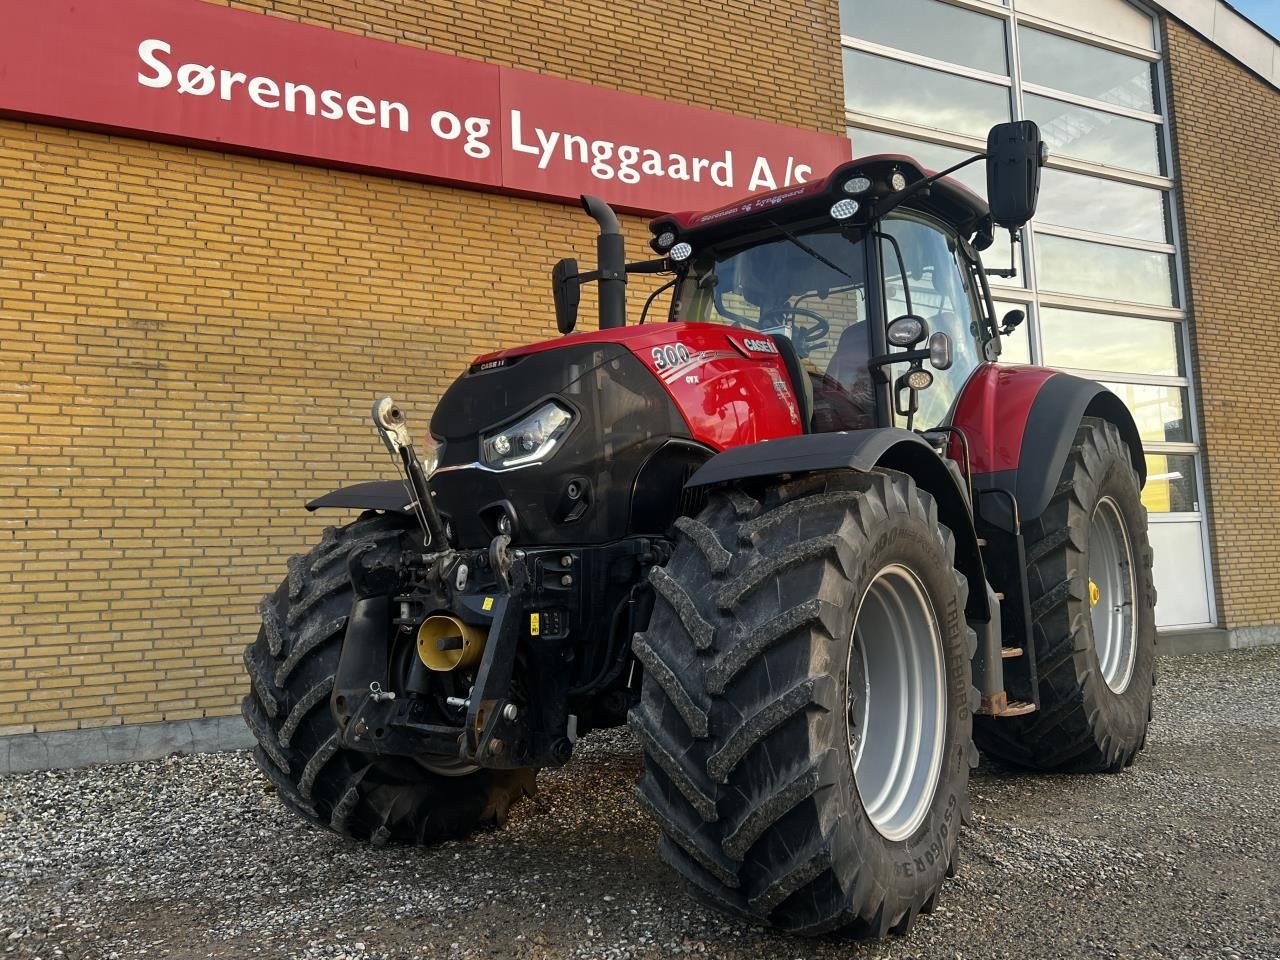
top-left (416, 755), bottom-right (481, 777)
top-left (847, 564), bottom-right (947, 843)
top-left (1088, 496), bottom-right (1137, 694)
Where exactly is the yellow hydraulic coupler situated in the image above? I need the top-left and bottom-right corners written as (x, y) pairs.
top-left (417, 614), bottom-right (486, 672)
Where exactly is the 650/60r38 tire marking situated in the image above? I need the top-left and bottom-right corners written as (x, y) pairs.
top-left (631, 470), bottom-right (979, 937)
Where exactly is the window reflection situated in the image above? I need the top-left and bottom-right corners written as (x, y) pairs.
top-left (1017, 0), bottom-right (1155, 49)
top-left (1037, 168), bottom-right (1168, 242)
top-left (1041, 308), bottom-right (1184, 375)
top-left (841, 0), bottom-right (1008, 74)
top-left (993, 301), bottom-right (1031, 363)
top-left (844, 50), bottom-right (1010, 140)
top-left (1142, 454), bottom-right (1199, 513)
top-left (1102, 382), bottom-right (1191, 444)
top-left (1024, 94), bottom-right (1163, 174)
top-left (879, 212), bottom-right (986, 430)
top-left (1036, 234), bottom-right (1175, 306)
top-left (1019, 26), bottom-right (1155, 112)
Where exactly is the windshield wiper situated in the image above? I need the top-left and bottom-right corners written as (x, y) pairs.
top-left (766, 218), bottom-right (857, 283)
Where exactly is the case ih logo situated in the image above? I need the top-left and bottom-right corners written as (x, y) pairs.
top-left (732, 336), bottom-right (781, 355)
top-left (0, 0), bottom-right (852, 216)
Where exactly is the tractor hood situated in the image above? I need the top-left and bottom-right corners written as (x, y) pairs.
top-left (428, 339), bottom-right (699, 548)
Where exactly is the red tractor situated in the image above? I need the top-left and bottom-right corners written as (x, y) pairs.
top-left (242, 120), bottom-right (1155, 938)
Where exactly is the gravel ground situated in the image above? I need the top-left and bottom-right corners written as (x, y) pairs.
top-left (2, 646), bottom-right (1278, 960)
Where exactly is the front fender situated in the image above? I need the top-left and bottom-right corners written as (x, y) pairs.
top-left (685, 429), bottom-right (989, 622)
top-left (305, 480), bottom-right (412, 513)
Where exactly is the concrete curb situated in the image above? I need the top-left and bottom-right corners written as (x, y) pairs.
top-left (0, 716), bottom-right (253, 775)
top-left (0, 628), bottom-right (1268, 774)
top-left (1158, 627), bottom-right (1232, 656)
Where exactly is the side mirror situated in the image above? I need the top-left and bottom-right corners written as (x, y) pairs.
top-left (551, 258), bottom-right (580, 335)
top-left (999, 308), bottom-right (1026, 335)
top-left (986, 121), bottom-right (1046, 231)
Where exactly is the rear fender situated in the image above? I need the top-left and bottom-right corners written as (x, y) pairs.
top-left (952, 365), bottom-right (1145, 530)
top-left (685, 429), bottom-right (989, 622)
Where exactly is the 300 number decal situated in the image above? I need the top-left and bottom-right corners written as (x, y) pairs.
top-left (651, 344), bottom-right (691, 370)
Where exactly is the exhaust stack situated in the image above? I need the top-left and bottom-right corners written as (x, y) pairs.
top-left (581, 195), bottom-right (626, 329)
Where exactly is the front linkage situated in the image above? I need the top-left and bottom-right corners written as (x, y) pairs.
top-left (332, 535), bottom-right (541, 768)
top-left (329, 397), bottom-right (656, 771)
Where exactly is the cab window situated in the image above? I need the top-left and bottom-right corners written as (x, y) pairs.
top-left (879, 213), bottom-right (985, 429)
top-left (675, 228), bottom-right (876, 431)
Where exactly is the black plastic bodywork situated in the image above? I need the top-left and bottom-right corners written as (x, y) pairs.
top-left (308, 479), bottom-right (411, 514)
top-left (687, 428), bottom-right (990, 625)
top-left (428, 343), bottom-right (698, 548)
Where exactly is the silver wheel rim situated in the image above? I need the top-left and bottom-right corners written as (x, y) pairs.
top-left (417, 756), bottom-right (481, 777)
top-left (846, 564), bottom-right (947, 843)
top-left (1089, 496), bottom-right (1137, 693)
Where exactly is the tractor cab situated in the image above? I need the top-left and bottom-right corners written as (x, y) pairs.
top-left (660, 157), bottom-right (996, 435)
top-left (651, 122), bottom-right (1048, 429)
top-left (553, 121), bottom-right (1043, 437)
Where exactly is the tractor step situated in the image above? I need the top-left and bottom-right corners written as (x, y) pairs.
top-left (978, 691), bottom-right (1037, 717)
top-left (1001, 646), bottom-right (1023, 659)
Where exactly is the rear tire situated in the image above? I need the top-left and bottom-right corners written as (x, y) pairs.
top-left (242, 511), bottom-right (534, 844)
top-left (974, 417), bottom-right (1156, 772)
top-left (630, 470), bottom-right (978, 937)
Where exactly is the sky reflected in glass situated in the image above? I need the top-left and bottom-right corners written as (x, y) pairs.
top-left (841, 0), bottom-right (1008, 74)
top-left (844, 50), bottom-right (1010, 140)
top-left (1040, 307), bottom-right (1184, 376)
top-left (1019, 27), bottom-right (1155, 112)
top-left (1025, 94), bottom-right (1163, 174)
top-left (1036, 234), bottom-right (1175, 306)
top-left (1037, 168), bottom-right (1168, 242)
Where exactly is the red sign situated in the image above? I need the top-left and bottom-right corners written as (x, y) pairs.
top-left (0, 0), bottom-right (851, 215)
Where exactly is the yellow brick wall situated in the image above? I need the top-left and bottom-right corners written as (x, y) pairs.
top-left (1163, 18), bottom-right (1280, 629)
top-left (0, 1), bottom-right (843, 734)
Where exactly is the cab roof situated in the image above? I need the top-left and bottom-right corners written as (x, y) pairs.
top-left (649, 155), bottom-right (990, 249)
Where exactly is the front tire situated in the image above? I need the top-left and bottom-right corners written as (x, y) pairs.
top-left (630, 470), bottom-right (978, 937)
top-left (242, 511), bottom-right (534, 844)
top-left (974, 417), bottom-right (1157, 772)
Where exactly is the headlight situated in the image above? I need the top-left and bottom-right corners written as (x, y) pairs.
top-left (481, 401), bottom-right (575, 469)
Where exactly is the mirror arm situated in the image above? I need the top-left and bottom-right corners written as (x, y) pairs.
top-left (569, 258), bottom-right (672, 287)
top-left (984, 228), bottom-right (1021, 279)
top-left (876, 153), bottom-right (986, 219)
top-left (625, 257), bottom-right (672, 275)
top-left (868, 348), bottom-right (930, 383)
